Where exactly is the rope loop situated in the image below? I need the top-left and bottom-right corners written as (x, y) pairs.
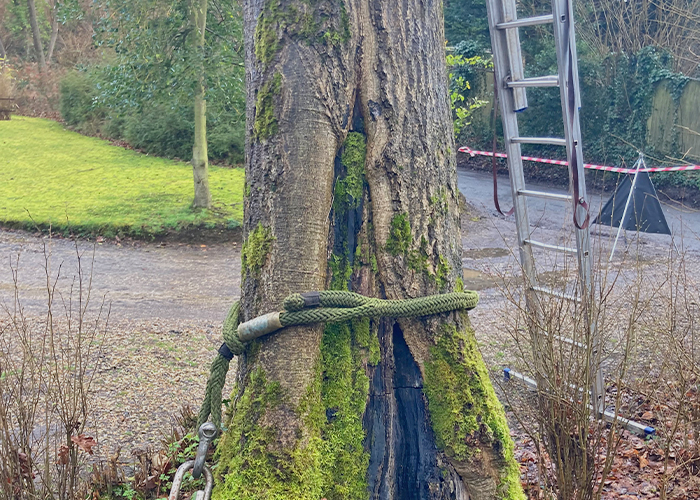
top-left (198, 290), bottom-right (479, 428)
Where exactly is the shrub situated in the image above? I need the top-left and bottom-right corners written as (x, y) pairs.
top-left (122, 104), bottom-right (195, 160)
top-left (59, 70), bottom-right (104, 129)
top-left (58, 65), bottom-right (245, 164)
top-left (208, 111), bottom-right (245, 164)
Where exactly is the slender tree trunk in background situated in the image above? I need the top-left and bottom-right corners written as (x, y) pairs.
top-left (214, 1), bottom-right (524, 499)
top-left (191, 0), bottom-right (211, 209)
top-left (26, 0), bottom-right (46, 70)
top-left (46, 15), bottom-right (59, 65)
top-left (0, 36), bottom-right (6, 60)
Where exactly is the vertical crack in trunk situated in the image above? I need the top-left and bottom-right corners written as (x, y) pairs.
top-left (365, 320), bottom-right (468, 499)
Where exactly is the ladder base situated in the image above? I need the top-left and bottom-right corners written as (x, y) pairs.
top-left (503, 368), bottom-right (656, 437)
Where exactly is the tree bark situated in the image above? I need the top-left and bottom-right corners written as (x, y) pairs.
top-left (0, 36), bottom-right (6, 60)
top-left (26, 0), bottom-right (46, 70)
top-left (214, 1), bottom-right (524, 499)
top-left (192, 0), bottom-right (211, 208)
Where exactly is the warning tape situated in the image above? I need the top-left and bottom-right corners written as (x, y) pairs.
top-left (458, 146), bottom-right (700, 174)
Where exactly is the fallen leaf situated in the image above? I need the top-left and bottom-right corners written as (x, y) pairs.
top-left (71, 435), bottom-right (97, 455)
top-left (17, 451), bottom-right (34, 480)
top-left (641, 411), bottom-right (654, 420)
top-left (639, 455), bottom-right (649, 469)
top-left (57, 444), bottom-right (70, 465)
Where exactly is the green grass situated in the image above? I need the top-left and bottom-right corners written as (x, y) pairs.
top-left (0, 116), bottom-right (245, 238)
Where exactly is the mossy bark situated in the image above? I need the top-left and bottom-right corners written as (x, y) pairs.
top-left (215, 1), bottom-right (525, 498)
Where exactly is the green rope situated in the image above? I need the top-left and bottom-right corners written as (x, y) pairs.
top-left (198, 290), bottom-right (478, 428)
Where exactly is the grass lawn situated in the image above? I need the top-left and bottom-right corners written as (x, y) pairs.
top-left (0, 116), bottom-right (245, 238)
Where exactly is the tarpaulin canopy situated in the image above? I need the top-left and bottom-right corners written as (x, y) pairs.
top-left (593, 171), bottom-right (671, 235)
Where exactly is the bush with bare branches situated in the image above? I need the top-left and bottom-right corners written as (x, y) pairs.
top-left (0, 238), bottom-right (108, 500)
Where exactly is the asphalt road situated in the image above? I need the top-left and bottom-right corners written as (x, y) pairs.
top-left (457, 167), bottom-right (700, 255)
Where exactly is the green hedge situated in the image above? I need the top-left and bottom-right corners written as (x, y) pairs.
top-left (58, 69), bottom-right (245, 164)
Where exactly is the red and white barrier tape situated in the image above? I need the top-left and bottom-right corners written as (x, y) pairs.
top-left (458, 146), bottom-right (700, 174)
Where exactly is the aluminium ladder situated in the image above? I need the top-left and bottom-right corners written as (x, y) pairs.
top-left (484, 0), bottom-right (653, 437)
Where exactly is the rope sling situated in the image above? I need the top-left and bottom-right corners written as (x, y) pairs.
top-left (198, 290), bottom-right (480, 428)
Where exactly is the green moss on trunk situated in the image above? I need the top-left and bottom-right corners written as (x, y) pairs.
top-left (253, 72), bottom-right (282, 140)
top-left (213, 368), bottom-right (326, 499)
top-left (316, 319), bottom-right (371, 499)
top-left (385, 213), bottom-right (412, 256)
top-left (241, 222), bottom-right (275, 275)
top-left (423, 318), bottom-right (524, 499)
top-left (333, 132), bottom-right (366, 212)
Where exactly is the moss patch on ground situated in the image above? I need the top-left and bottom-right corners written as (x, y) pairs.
top-left (423, 319), bottom-right (524, 499)
top-left (0, 117), bottom-right (244, 238)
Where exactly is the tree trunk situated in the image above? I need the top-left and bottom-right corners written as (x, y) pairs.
top-left (191, 0), bottom-right (211, 209)
top-left (214, 1), bottom-right (524, 499)
top-left (26, 0), bottom-right (46, 70)
top-left (0, 36), bottom-right (6, 60)
top-left (46, 14), bottom-right (59, 65)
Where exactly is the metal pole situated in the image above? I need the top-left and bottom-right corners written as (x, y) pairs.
top-left (609, 155), bottom-right (643, 262)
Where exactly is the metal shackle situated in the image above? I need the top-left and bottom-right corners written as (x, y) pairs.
top-left (193, 422), bottom-right (218, 479)
top-left (168, 460), bottom-right (214, 500)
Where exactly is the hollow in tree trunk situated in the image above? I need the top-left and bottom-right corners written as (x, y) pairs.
top-left (213, 1), bottom-right (525, 499)
top-left (192, 0), bottom-right (211, 209)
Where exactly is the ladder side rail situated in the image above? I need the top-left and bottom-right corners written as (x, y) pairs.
top-left (550, 0), bottom-right (603, 416)
top-left (485, 0), bottom-right (536, 288)
top-left (485, 0), bottom-right (548, 384)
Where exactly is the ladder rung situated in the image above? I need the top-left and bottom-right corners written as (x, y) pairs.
top-left (511, 137), bottom-right (567, 146)
top-left (531, 285), bottom-right (581, 303)
top-left (524, 239), bottom-right (577, 254)
top-left (551, 334), bottom-right (585, 348)
top-left (507, 75), bottom-right (559, 88)
top-left (496, 14), bottom-right (554, 30)
top-left (517, 189), bottom-right (572, 202)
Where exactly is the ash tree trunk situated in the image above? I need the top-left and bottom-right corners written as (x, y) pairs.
top-left (214, 1), bottom-right (524, 499)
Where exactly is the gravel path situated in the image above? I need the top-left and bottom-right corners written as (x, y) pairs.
top-left (0, 230), bottom-right (240, 463)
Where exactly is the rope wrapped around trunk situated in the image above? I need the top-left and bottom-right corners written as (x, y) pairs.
top-left (198, 290), bottom-right (479, 428)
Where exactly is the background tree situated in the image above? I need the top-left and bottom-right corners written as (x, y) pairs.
top-left (88, 0), bottom-right (245, 161)
top-left (191, 0), bottom-right (211, 208)
top-left (26, 0), bottom-right (46, 69)
top-left (214, 1), bottom-right (524, 499)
